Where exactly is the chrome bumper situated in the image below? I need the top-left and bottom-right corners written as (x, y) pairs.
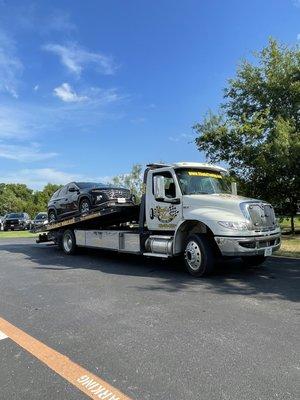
top-left (214, 232), bottom-right (281, 257)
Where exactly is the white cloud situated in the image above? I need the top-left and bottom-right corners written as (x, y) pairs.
top-left (44, 11), bottom-right (76, 34)
top-left (0, 30), bottom-right (23, 97)
top-left (54, 83), bottom-right (88, 103)
top-left (297, 33), bottom-right (300, 41)
top-left (0, 88), bottom-right (125, 143)
top-left (0, 168), bottom-right (113, 189)
top-left (53, 83), bottom-right (123, 106)
top-left (88, 87), bottom-right (124, 105)
top-left (0, 142), bottom-right (58, 162)
top-left (0, 3), bottom-right (76, 36)
top-left (0, 107), bottom-right (34, 139)
top-left (43, 43), bottom-right (117, 76)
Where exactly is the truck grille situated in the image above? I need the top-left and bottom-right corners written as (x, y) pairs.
top-left (103, 188), bottom-right (130, 199)
top-left (243, 203), bottom-right (276, 231)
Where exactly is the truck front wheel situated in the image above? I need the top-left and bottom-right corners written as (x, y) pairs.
top-left (62, 229), bottom-right (77, 255)
top-left (184, 234), bottom-right (215, 277)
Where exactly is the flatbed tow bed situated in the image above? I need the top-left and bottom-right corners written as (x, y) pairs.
top-left (35, 202), bottom-right (140, 240)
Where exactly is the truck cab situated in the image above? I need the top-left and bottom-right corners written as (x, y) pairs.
top-left (144, 162), bottom-right (281, 275)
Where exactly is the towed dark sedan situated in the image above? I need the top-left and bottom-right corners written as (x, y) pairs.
top-left (3, 212), bottom-right (31, 231)
top-left (47, 182), bottom-right (134, 223)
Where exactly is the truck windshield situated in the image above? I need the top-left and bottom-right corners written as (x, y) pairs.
top-left (175, 169), bottom-right (230, 195)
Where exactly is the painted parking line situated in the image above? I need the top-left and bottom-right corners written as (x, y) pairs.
top-left (0, 317), bottom-right (132, 400)
top-left (0, 330), bottom-right (8, 340)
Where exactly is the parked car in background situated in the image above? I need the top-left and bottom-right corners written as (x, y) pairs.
top-left (48, 182), bottom-right (133, 223)
top-left (3, 212), bottom-right (31, 231)
top-left (32, 212), bottom-right (48, 229)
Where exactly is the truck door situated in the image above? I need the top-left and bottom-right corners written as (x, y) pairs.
top-left (146, 170), bottom-right (182, 231)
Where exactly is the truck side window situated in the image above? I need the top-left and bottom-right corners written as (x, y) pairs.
top-left (153, 172), bottom-right (176, 199)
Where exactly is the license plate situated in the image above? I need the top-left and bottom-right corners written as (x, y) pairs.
top-left (117, 198), bottom-right (126, 203)
top-left (264, 247), bottom-right (272, 256)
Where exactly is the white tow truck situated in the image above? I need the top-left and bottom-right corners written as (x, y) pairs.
top-left (36, 162), bottom-right (281, 277)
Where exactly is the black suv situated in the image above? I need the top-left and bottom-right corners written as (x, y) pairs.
top-left (3, 212), bottom-right (31, 231)
top-left (48, 182), bottom-right (133, 223)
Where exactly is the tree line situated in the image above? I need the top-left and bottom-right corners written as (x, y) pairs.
top-left (0, 183), bottom-right (62, 218)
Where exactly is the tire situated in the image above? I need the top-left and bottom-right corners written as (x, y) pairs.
top-left (48, 210), bottom-right (57, 224)
top-left (79, 198), bottom-right (91, 215)
top-left (241, 255), bottom-right (267, 267)
top-left (62, 229), bottom-right (77, 255)
top-left (183, 234), bottom-right (215, 277)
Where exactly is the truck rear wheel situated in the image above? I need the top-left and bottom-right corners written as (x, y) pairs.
top-left (241, 255), bottom-right (267, 267)
top-left (62, 230), bottom-right (77, 255)
top-left (184, 234), bottom-right (215, 277)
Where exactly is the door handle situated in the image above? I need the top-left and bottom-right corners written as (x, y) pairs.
top-left (150, 208), bottom-right (154, 219)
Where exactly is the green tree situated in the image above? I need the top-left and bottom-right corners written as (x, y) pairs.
top-left (193, 39), bottom-right (300, 233)
top-left (0, 183), bottom-right (62, 218)
top-left (112, 164), bottom-right (144, 202)
top-left (34, 184), bottom-right (62, 211)
top-left (0, 184), bottom-right (25, 215)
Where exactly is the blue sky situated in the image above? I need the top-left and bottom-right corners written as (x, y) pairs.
top-left (0, 0), bottom-right (299, 189)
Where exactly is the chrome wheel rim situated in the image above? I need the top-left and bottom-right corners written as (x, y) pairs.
top-left (49, 213), bottom-right (56, 223)
top-left (63, 233), bottom-right (73, 252)
top-left (185, 240), bottom-right (202, 271)
top-left (80, 201), bottom-right (90, 214)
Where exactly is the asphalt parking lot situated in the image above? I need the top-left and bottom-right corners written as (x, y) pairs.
top-left (0, 238), bottom-right (299, 400)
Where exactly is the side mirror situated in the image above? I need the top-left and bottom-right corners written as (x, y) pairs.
top-left (69, 187), bottom-right (77, 192)
top-left (154, 175), bottom-right (165, 200)
top-left (231, 182), bottom-right (237, 195)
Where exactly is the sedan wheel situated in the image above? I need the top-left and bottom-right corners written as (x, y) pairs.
top-left (48, 211), bottom-right (57, 224)
top-left (79, 199), bottom-right (91, 214)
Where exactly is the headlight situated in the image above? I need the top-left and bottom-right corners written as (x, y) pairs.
top-left (218, 221), bottom-right (252, 231)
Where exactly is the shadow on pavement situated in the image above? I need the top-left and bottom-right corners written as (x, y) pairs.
top-left (1, 240), bottom-right (299, 303)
